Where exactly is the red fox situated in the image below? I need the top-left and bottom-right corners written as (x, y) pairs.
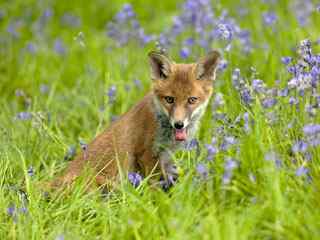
top-left (52, 50), bottom-right (220, 190)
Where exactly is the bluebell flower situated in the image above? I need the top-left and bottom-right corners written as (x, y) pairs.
top-left (289, 97), bottom-right (299, 106)
top-left (186, 138), bottom-right (199, 151)
top-left (27, 166), bottom-right (34, 177)
top-left (295, 166), bottom-right (309, 177)
top-left (212, 93), bottom-right (224, 109)
top-left (240, 88), bottom-right (253, 105)
top-left (107, 85), bottom-right (117, 104)
top-left (252, 79), bottom-right (266, 93)
top-left (281, 57), bottom-right (292, 65)
top-left (217, 59), bottom-right (228, 72)
top-left (243, 112), bottom-right (250, 133)
top-left (262, 98), bottom-right (277, 108)
top-left (262, 11), bottom-right (277, 26)
top-left (7, 204), bottom-right (15, 217)
top-left (220, 136), bottom-right (237, 151)
top-left (278, 87), bottom-right (289, 97)
top-left (180, 47), bottom-right (190, 59)
top-left (303, 124), bottom-right (320, 135)
top-left (196, 163), bottom-right (208, 179)
top-left (61, 13), bottom-right (81, 27)
top-left (40, 84), bottom-right (49, 94)
top-left (16, 112), bottom-right (32, 120)
top-left (55, 234), bottom-right (65, 240)
top-left (292, 0), bottom-right (314, 26)
top-left (222, 157), bottom-right (239, 184)
top-left (232, 68), bottom-right (241, 89)
top-left (133, 79), bottom-right (142, 89)
top-left (26, 42), bottom-right (37, 54)
top-left (205, 144), bottom-right (218, 160)
top-left (292, 140), bottom-right (308, 153)
top-left (128, 172), bottom-right (142, 188)
top-left (53, 38), bottom-right (66, 55)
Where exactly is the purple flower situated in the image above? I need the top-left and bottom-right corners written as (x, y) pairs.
top-left (53, 38), bottom-right (66, 55)
top-left (27, 166), bottom-right (34, 177)
top-left (278, 87), bottom-right (289, 97)
top-left (303, 124), bottom-right (320, 135)
top-left (40, 84), bottom-right (49, 94)
top-left (252, 79), bottom-right (266, 93)
top-left (262, 11), bottom-right (277, 26)
top-left (7, 21), bottom-right (21, 38)
top-left (217, 60), bottom-right (228, 72)
top-left (240, 88), bottom-right (253, 105)
top-left (281, 57), bottom-right (292, 65)
top-left (220, 136), bottom-right (237, 151)
top-left (107, 3), bottom-right (153, 47)
top-left (224, 158), bottom-right (239, 171)
top-left (295, 166), bottom-right (309, 177)
top-left (184, 38), bottom-right (195, 46)
top-left (232, 68), bottom-right (241, 89)
top-left (289, 97), bottom-right (299, 106)
top-left (222, 171), bottom-right (233, 184)
top-left (55, 234), bottom-right (65, 240)
top-left (243, 112), bottom-right (250, 133)
top-left (61, 13), bottom-right (81, 27)
top-left (265, 151), bottom-right (282, 168)
top-left (292, 140), bottom-right (308, 153)
top-left (265, 151), bottom-right (280, 162)
top-left (212, 93), bottom-right (224, 109)
top-left (180, 47), bottom-right (190, 59)
top-left (26, 42), bottom-right (37, 54)
top-left (186, 138), bottom-right (199, 151)
top-left (128, 172), bottom-right (142, 188)
top-left (205, 144), bottom-right (218, 160)
top-left (262, 98), bottom-right (277, 108)
top-left (133, 79), bottom-right (142, 89)
top-left (222, 157), bottom-right (238, 184)
top-left (196, 163), bottom-right (208, 179)
top-left (15, 112), bottom-right (32, 120)
top-left (7, 204), bottom-right (15, 217)
top-left (292, 0), bottom-right (314, 26)
top-left (107, 85), bottom-right (117, 103)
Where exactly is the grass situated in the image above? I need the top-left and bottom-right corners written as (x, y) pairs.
top-left (1, 0), bottom-right (320, 239)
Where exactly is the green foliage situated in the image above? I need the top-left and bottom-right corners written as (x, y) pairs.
top-left (1, 0), bottom-right (320, 239)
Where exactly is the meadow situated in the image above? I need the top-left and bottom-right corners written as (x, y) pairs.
top-left (1, 0), bottom-right (320, 239)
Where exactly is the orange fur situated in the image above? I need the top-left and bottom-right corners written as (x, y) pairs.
top-left (52, 50), bottom-right (220, 190)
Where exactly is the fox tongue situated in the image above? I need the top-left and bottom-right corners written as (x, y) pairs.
top-left (175, 128), bottom-right (187, 141)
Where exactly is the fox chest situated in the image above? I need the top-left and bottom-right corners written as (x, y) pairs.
top-left (152, 121), bottom-right (197, 156)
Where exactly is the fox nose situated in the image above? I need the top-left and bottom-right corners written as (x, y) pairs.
top-left (174, 121), bottom-right (184, 129)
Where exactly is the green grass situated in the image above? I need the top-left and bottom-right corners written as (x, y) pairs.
top-left (1, 0), bottom-right (320, 239)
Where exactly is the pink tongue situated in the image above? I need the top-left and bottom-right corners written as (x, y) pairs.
top-left (175, 128), bottom-right (187, 141)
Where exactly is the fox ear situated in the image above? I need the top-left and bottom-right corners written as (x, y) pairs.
top-left (148, 51), bottom-right (172, 80)
top-left (196, 50), bottom-right (220, 81)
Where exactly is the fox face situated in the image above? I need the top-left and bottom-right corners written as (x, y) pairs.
top-left (149, 51), bottom-right (220, 142)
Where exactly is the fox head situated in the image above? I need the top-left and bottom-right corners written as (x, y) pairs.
top-left (149, 50), bottom-right (220, 142)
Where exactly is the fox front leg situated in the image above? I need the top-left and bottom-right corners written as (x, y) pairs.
top-left (159, 151), bottom-right (178, 190)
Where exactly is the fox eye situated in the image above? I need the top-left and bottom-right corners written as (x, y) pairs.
top-left (188, 97), bottom-right (198, 104)
top-left (164, 96), bottom-right (174, 104)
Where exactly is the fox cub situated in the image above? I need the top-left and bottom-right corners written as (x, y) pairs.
top-left (53, 50), bottom-right (220, 189)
